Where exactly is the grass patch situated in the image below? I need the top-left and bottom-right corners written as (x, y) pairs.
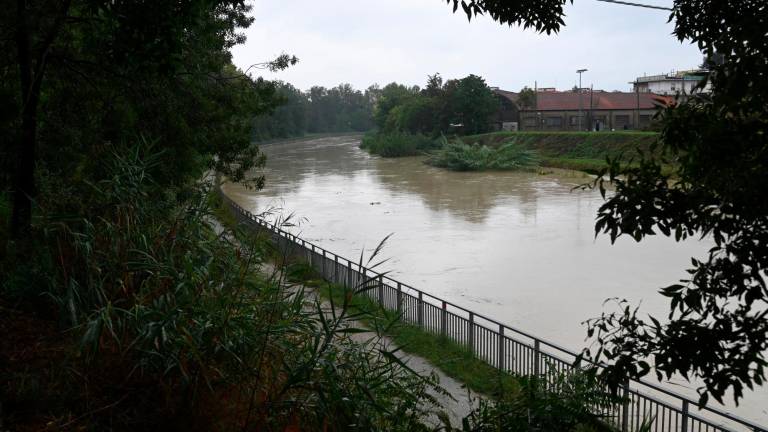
top-left (458, 131), bottom-right (663, 174)
top-left (464, 131), bottom-right (658, 160)
top-left (285, 261), bottom-right (521, 397)
top-left (360, 132), bottom-right (441, 157)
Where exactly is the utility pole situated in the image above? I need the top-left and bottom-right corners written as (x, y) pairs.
top-left (576, 69), bottom-right (588, 131)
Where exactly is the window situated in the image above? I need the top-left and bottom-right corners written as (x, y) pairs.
top-left (523, 117), bottom-right (537, 127)
top-left (544, 117), bottom-right (563, 127)
top-left (615, 115), bottom-right (630, 125)
top-left (639, 114), bottom-right (651, 124)
top-left (569, 115), bottom-right (583, 126)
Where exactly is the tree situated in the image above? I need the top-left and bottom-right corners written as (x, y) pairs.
top-left (1, 0), bottom-right (286, 238)
top-left (374, 83), bottom-right (418, 130)
top-left (423, 73), bottom-right (444, 98)
top-left (518, 86), bottom-right (537, 110)
top-left (444, 0), bottom-right (570, 34)
top-left (446, 0), bottom-right (768, 406)
top-left (447, 74), bottom-right (499, 135)
top-left (580, 0), bottom-right (768, 406)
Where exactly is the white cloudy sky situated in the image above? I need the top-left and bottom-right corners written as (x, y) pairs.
top-left (231, 0), bottom-right (703, 93)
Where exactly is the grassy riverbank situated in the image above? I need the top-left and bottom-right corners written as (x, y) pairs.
top-left (360, 131), bottom-right (660, 174)
top-left (462, 131), bottom-right (659, 174)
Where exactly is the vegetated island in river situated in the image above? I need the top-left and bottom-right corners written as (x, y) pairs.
top-left (360, 131), bottom-right (660, 174)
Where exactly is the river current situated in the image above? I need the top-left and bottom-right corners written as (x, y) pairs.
top-left (222, 135), bottom-right (767, 426)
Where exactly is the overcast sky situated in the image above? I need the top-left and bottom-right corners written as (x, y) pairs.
top-left (231, 0), bottom-right (703, 93)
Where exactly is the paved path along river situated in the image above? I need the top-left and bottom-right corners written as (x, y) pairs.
top-left (222, 135), bottom-right (767, 426)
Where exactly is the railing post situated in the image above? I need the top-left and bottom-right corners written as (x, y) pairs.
top-left (322, 250), bottom-right (327, 279)
top-left (533, 340), bottom-right (541, 376)
top-left (441, 301), bottom-right (447, 338)
top-left (621, 381), bottom-right (630, 432)
top-left (396, 282), bottom-right (402, 315)
top-left (347, 260), bottom-right (354, 289)
top-left (417, 292), bottom-right (424, 327)
top-left (309, 244), bottom-right (314, 268)
top-left (378, 275), bottom-right (384, 307)
top-left (498, 325), bottom-right (505, 370)
top-left (334, 256), bottom-right (339, 284)
top-left (468, 313), bottom-right (475, 352)
top-left (681, 400), bottom-right (689, 432)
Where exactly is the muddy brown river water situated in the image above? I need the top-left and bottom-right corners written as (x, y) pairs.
top-left (222, 135), bottom-right (767, 426)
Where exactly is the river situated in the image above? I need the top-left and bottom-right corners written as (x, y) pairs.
top-left (221, 135), bottom-right (767, 427)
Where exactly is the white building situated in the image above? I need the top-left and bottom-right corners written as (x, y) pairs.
top-left (631, 69), bottom-right (710, 96)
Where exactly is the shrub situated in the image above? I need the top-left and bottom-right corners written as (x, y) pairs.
top-left (426, 137), bottom-right (539, 171)
top-left (1, 143), bottom-right (440, 431)
top-left (360, 132), bottom-right (441, 157)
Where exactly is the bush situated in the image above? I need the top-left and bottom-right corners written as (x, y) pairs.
top-left (1, 144), bottom-right (439, 431)
top-left (360, 132), bottom-right (441, 157)
top-left (459, 371), bottom-right (622, 432)
top-left (426, 137), bottom-right (539, 171)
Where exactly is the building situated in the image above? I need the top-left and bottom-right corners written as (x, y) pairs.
top-left (492, 88), bottom-right (672, 132)
top-left (631, 69), bottom-right (710, 96)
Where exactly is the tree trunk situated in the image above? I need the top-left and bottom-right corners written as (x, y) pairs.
top-left (10, 0), bottom-right (38, 239)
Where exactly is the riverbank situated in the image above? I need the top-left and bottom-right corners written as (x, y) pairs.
top-left (462, 131), bottom-right (659, 174)
top-left (360, 131), bottom-right (660, 174)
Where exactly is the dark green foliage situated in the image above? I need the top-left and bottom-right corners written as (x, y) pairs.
top-left (446, 75), bottom-right (500, 135)
top-left (577, 0), bottom-right (768, 406)
top-left (251, 81), bottom-right (308, 141)
top-left (251, 82), bottom-right (377, 142)
top-left (360, 132), bottom-right (441, 157)
top-left (463, 131), bottom-right (658, 157)
top-left (306, 83), bottom-right (377, 133)
top-left (1, 0), bottom-right (291, 236)
top-left (1, 147), bottom-right (439, 430)
top-left (517, 86), bottom-right (537, 110)
top-left (374, 83), bottom-right (422, 130)
top-left (426, 137), bottom-right (539, 171)
top-left (458, 372), bottom-right (620, 432)
top-left (445, 0), bottom-right (571, 34)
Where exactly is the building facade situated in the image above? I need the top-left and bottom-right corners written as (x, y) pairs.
top-left (493, 89), bottom-right (670, 132)
top-left (631, 69), bottom-right (710, 96)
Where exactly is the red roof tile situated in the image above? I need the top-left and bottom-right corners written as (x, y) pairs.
top-left (495, 89), bottom-right (671, 111)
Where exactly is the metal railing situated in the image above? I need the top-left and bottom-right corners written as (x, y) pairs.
top-left (218, 189), bottom-right (766, 432)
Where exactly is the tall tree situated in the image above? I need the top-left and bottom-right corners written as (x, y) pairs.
top-left (2, 0), bottom-right (282, 238)
top-left (518, 86), bottom-right (536, 110)
top-left (449, 74), bottom-right (499, 135)
top-left (445, 0), bottom-right (768, 405)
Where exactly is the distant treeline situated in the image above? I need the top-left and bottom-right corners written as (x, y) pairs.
top-left (252, 83), bottom-right (377, 141)
top-left (252, 73), bottom-right (500, 141)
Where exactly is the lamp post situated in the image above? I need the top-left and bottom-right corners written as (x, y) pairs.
top-left (576, 69), bottom-right (588, 131)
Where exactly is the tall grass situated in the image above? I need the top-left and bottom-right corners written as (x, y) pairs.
top-left (426, 137), bottom-right (539, 171)
top-left (360, 131), bottom-right (441, 157)
top-left (462, 131), bottom-right (659, 161)
top-left (1, 143), bottom-right (440, 431)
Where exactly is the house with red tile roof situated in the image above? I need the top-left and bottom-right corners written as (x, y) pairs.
top-left (493, 88), bottom-right (672, 132)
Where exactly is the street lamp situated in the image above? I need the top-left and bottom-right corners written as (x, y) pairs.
top-left (576, 69), bottom-right (588, 131)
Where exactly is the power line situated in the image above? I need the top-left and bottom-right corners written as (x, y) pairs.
top-left (595, 0), bottom-right (673, 11)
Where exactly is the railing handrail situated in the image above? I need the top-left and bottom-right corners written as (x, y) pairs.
top-left (220, 190), bottom-right (766, 432)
